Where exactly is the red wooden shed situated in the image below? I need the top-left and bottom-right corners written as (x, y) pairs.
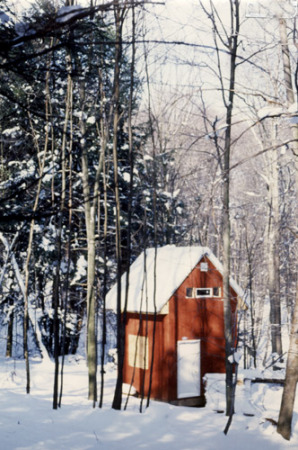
top-left (106, 245), bottom-right (245, 406)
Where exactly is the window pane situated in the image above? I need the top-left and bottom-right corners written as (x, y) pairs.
top-left (196, 288), bottom-right (211, 297)
top-left (186, 287), bottom-right (193, 298)
top-left (213, 287), bottom-right (220, 297)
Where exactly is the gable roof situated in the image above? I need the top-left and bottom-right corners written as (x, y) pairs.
top-left (105, 245), bottom-right (245, 314)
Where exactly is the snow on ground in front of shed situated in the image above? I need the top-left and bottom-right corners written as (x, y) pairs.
top-left (0, 357), bottom-right (297, 450)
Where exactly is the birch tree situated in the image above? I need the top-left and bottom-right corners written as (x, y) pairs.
top-left (277, 12), bottom-right (298, 441)
top-left (200, 0), bottom-right (240, 421)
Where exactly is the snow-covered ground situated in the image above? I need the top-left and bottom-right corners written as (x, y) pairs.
top-left (0, 357), bottom-right (297, 449)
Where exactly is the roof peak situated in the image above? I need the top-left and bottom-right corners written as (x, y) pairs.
top-left (106, 245), bottom-right (245, 314)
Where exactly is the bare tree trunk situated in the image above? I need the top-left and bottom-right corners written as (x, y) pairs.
top-left (23, 61), bottom-right (52, 392)
top-left (77, 24), bottom-right (107, 406)
top-left (141, 21), bottom-right (158, 409)
top-left (221, 0), bottom-right (239, 419)
top-left (279, 16), bottom-right (297, 196)
top-left (80, 111), bottom-right (98, 405)
top-left (277, 283), bottom-right (298, 440)
top-left (245, 229), bottom-right (257, 368)
top-left (98, 61), bottom-right (109, 408)
top-left (77, 53), bottom-right (105, 404)
top-left (276, 16), bottom-right (298, 440)
top-left (99, 141), bottom-right (108, 409)
top-left (112, 1), bottom-right (125, 411)
top-left (200, 0), bottom-right (239, 421)
top-left (52, 54), bottom-right (73, 409)
top-left (59, 74), bottom-right (74, 408)
top-left (52, 249), bottom-right (61, 409)
top-left (6, 298), bottom-right (13, 358)
top-left (266, 121), bottom-right (283, 359)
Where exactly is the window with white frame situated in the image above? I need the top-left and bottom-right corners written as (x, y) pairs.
top-left (196, 287), bottom-right (221, 298)
top-left (186, 287), bottom-right (222, 298)
top-left (200, 262), bottom-right (208, 272)
top-left (196, 288), bottom-right (212, 297)
top-left (186, 287), bottom-right (195, 298)
top-left (213, 287), bottom-right (221, 297)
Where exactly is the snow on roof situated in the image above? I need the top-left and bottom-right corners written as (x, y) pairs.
top-left (106, 245), bottom-right (245, 314)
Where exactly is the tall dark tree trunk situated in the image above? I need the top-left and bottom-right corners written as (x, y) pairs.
top-left (99, 81), bottom-right (109, 409)
top-left (221, 0), bottom-right (239, 420)
top-left (200, 0), bottom-right (239, 423)
top-left (99, 156), bottom-right (108, 409)
top-left (52, 254), bottom-right (61, 410)
top-left (6, 300), bottom-right (13, 358)
top-left (53, 50), bottom-right (73, 408)
top-left (112, 1), bottom-right (125, 411)
top-left (142, 24), bottom-right (158, 410)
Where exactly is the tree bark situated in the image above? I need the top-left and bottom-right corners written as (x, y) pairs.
top-left (266, 122), bottom-right (283, 359)
top-left (221, 0), bottom-right (239, 418)
top-left (98, 67), bottom-right (109, 409)
top-left (276, 15), bottom-right (298, 440)
top-left (6, 298), bottom-right (13, 358)
top-left (77, 21), bottom-right (107, 406)
top-left (277, 284), bottom-right (298, 440)
top-left (112, 1), bottom-right (125, 411)
top-left (80, 113), bottom-right (98, 404)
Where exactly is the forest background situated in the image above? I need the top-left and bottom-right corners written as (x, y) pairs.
top-left (0, 0), bottom-right (297, 442)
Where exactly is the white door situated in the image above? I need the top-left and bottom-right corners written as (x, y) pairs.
top-left (177, 339), bottom-right (201, 399)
